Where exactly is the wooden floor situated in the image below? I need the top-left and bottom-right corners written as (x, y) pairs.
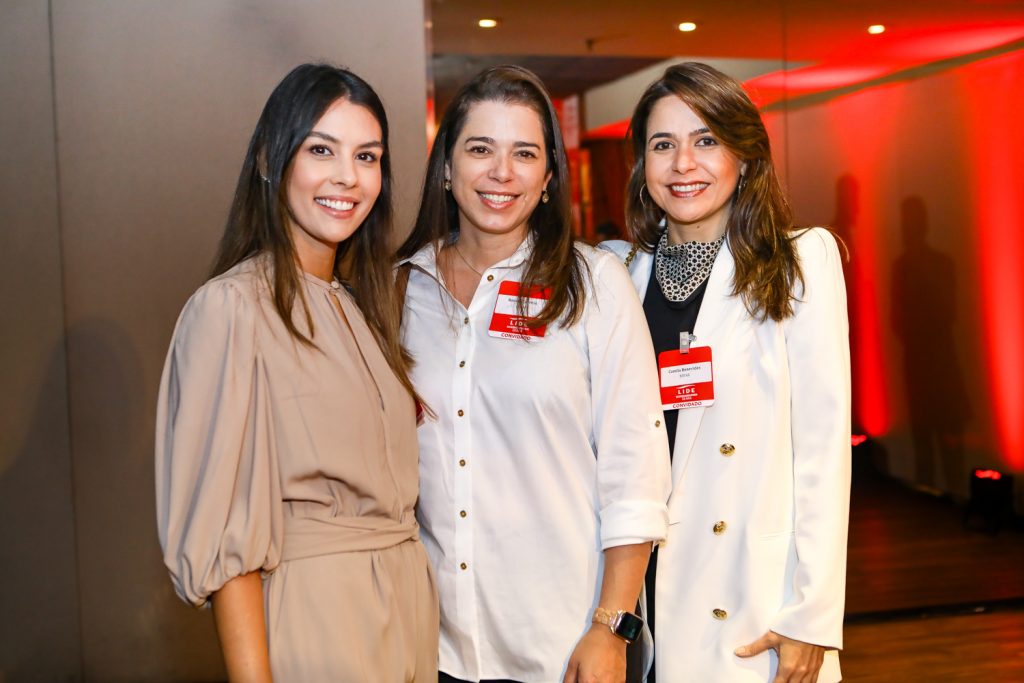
top-left (840, 463), bottom-right (1024, 681)
top-left (842, 608), bottom-right (1024, 681)
top-left (846, 463), bottom-right (1024, 615)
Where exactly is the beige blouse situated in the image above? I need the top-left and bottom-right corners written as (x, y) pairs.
top-left (155, 257), bottom-right (437, 681)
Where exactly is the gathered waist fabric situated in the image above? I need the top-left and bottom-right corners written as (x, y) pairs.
top-left (281, 515), bottom-right (420, 562)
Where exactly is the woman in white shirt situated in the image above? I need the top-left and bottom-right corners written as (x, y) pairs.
top-left (397, 65), bottom-right (671, 683)
top-left (602, 62), bottom-right (851, 683)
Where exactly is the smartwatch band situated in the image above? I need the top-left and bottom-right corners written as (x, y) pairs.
top-left (592, 607), bottom-right (644, 644)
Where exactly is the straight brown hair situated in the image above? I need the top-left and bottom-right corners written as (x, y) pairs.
top-left (397, 65), bottom-right (588, 328)
top-left (212, 63), bottom-right (417, 397)
top-left (625, 62), bottom-right (802, 322)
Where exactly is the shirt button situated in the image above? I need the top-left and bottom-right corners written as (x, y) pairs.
top-left (712, 608), bottom-right (728, 620)
top-left (460, 562), bottom-right (468, 570)
top-left (720, 443), bottom-right (736, 456)
top-left (459, 360), bottom-right (466, 368)
top-left (457, 409), bottom-right (464, 417)
top-left (459, 459), bottom-right (466, 467)
top-left (713, 521), bottom-right (727, 535)
top-left (463, 316), bottom-right (470, 325)
top-left (460, 510), bottom-right (467, 518)
top-left (655, 419), bottom-right (662, 427)
top-left (486, 274), bottom-right (494, 282)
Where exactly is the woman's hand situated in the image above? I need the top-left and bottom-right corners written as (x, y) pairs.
top-left (735, 630), bottom-right (825, 683)
top-left (563, 542), bottom-right (650, 682)
top-left (563, 624), bottom-right (627, 683)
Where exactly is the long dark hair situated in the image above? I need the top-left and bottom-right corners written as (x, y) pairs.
top-left (625, 62), bottom-right (802, 322)
top-left (212, 63), bottom-right (416, 395)
top-left (397, 65), bottom-right (587, 328)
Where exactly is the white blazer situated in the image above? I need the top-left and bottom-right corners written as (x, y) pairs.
top-left (603, 228), bottom-right (851, 683)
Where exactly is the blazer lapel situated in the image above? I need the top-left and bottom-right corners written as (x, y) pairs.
top-left (669, 242), bottom-right (740, 489)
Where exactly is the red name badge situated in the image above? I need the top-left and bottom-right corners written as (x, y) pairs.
top-left (488, 281), bottom-right (550, 342)
top-left (658, 346), bottom-right (715, 409)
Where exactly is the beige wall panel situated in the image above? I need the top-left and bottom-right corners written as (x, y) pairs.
top-left (50, 1), bottom-right (428, 679)
top-left (0, 1), bottom-right (82, 680)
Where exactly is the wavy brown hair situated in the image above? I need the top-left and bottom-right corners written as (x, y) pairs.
top-left (625, 62), bottom-right (802, 322)
top-left (211, 63), bottom-right (416, 397)
top-left (397, 65), bottom-right (588, 328)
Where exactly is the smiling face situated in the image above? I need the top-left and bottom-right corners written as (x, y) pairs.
top-left (645, 95), bottom-right (744, 242)
top-left (447, 100), bottom-right (552, 242)
top-left (284, 97), bottom-right (383, 272)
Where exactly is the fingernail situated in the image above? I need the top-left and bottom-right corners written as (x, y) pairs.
top-left (734, 647), bottom-right (747, 656)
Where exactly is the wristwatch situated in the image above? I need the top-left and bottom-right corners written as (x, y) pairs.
top-left (592, 607), bottom-right (644, 644)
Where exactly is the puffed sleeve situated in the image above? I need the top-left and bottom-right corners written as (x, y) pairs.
top-left (771, 228), bottom-right (852, 649)
top-left (155, 278), bottom-right (282, 607)
top-left (585, 250), bottom-right (672, 549)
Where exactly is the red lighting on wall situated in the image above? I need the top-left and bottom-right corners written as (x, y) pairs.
top-left (851, 434), bottom-right (868, 447)
top-left (584, 119), bottom-right (630, 141)
top-left (974, 469), bottom-right (1003, 481)
top-left (749, 65), bottom-right (891, 94)
top-left (962, 50), bottom-right (1024, 470)
top-left (743, 23), bottom-right (1024, 109)
top-left (824, 87), bottom-right (900, 438)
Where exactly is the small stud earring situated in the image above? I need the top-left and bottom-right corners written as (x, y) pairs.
top-left (541, 189), bottom-right (550, 204)
top-left (444, 179), bottom-right (452, 191)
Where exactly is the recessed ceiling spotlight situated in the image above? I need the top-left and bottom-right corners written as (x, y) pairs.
top-left (478, 18), bottom-right (499, 29)
top-left (678, 22), bottom-right (698, 32)
top-left (868, 24), bottom-right (885, 35)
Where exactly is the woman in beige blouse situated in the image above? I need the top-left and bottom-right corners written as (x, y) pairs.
top-left (156, 64), bottom-right (438, 682)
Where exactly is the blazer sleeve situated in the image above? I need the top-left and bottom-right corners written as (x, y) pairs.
top-left (155, 279), bottom-right (282, 607)
top-left (585, 250), bottom-right (672, 549)
top-left (771, 228), bottom-right (852, 649)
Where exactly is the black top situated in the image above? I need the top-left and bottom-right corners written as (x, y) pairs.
top-left (642, 257), bottom-right (710, 458)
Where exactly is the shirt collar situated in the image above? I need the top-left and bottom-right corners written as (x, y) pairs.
top-left (401, 232), bottom-right (535, 277)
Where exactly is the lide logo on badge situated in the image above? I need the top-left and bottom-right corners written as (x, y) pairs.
top-left (488, 281), bottom-right (550, 342)
top-left (658, 346), bottom-right (715, 409)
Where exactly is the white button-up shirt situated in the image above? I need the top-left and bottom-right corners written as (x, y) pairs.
top-left (402, 239), bottom-right (671, 682)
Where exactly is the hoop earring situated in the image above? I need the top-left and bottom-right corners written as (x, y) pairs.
top-left (444, 179), bottom-right (452, 191)
top-left (541, 189), bottom-right (550, 204)
top-left (639, 183), bottom-right (648, 208)
top-left (737, 174), bottom-right (746, 194)
top-left (259, 172), bottom-right (270, 184)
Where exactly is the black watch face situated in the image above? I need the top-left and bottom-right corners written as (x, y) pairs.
top-left (615, 611), bottom-right (644, 642)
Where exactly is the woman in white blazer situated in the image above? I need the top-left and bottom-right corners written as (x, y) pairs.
top-left (602, 63), bottom-right (851, 683)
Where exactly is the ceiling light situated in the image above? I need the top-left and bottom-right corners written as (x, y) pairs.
top-left (867, 24), bottom-right (885, 35)
top-left (678, 22), bottom-right (697, 32)
top-left (478, 18), bottom-right (499, 29)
